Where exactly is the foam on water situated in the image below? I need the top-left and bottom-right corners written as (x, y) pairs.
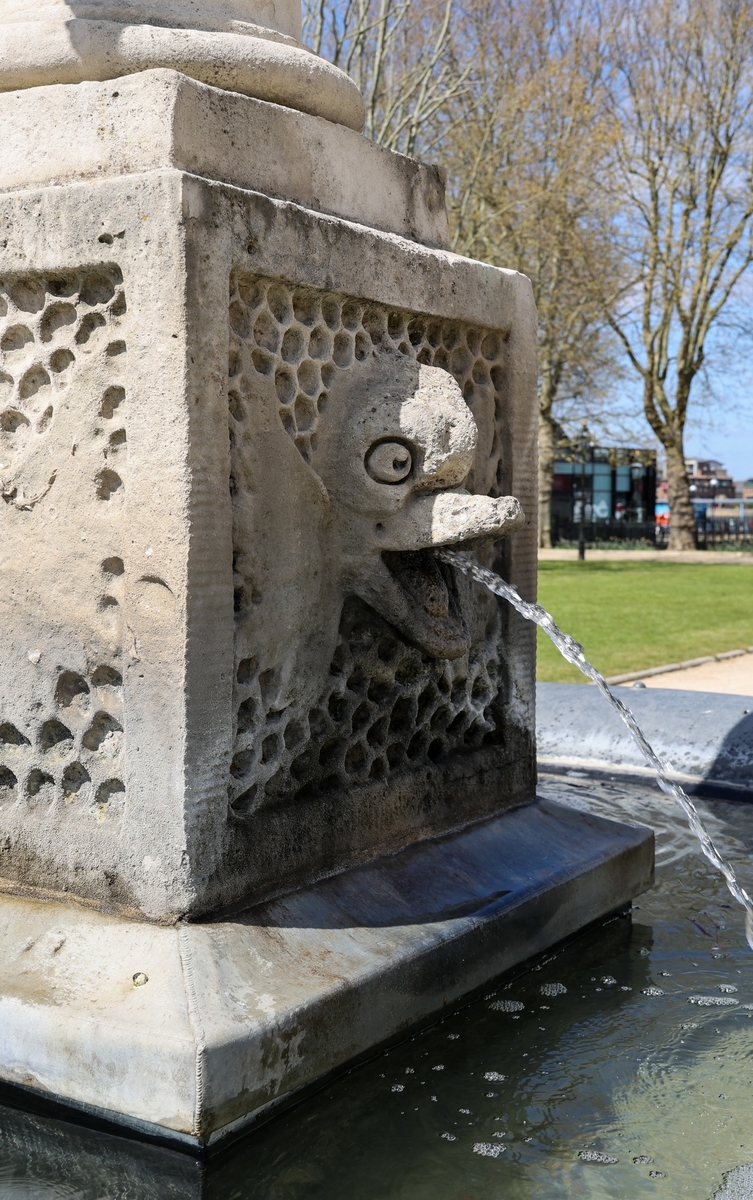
top-left (489, 999), bottom-right (524, 1012)
top-left (540, 982), bottom-right (567, 996)
top-left (473, 1142), bottom-right (505, 1157)
top-left (440, 549), bottom-right (753, 949)
top-left (578, 1150), bottom-right (619, 1164)
top-left (688, 995), bottom-right (739, 1007)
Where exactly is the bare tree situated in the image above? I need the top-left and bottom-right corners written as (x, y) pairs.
top-left (602, 0), bottom-right (753, 550)
top-left (302, 0), bottom-right (466, 156)
top-left (443, 0), bottom-right (624, 547)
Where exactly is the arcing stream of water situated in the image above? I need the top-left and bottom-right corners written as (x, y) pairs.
top-left (439, 548), bottom-right (753, 950)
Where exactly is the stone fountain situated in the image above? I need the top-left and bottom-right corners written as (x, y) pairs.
top-left (0, 0), bottom-right (653, 1147)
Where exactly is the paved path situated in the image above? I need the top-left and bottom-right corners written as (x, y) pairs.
top-left (539, 548), bottom-right (753, 564)
top-left (637, 653), bottom-right (753, 696)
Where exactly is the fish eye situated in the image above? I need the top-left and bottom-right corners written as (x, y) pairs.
top-left (365, 440), bottom-right (413, 484)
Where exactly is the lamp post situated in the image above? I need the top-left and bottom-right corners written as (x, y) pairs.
top-left (574, 422), bottom-right (593, 561)
top-left (630, 459), bottom-right (643, 522)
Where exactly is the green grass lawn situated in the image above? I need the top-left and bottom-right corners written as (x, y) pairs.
top-left (536, 561), bottom-right (753, 682)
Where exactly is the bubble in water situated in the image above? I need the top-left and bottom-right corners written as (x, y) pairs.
top-left (681, 1022), bottom-right (698, 1028)
top-left (688, 995), bottom-right (739, 1006)
top-left (649, 1171), bottom-right (665, 1178)
top-left (633, 1155), bottom-right (653, 1164)
top-left (490, 999), bottom-right (524, 1012)
top-left (391, 1084), bottom-right (404, 1092)
top-left (432, 1064), bottom-right (445, 1071)
top-left (642, 987), bottom-right (665, 996)
top-left (578, 1151), bottom-right (619, 1164)
top-left (473, 1143), bottom-right (505, 1158)
top-left (601, 976), bottom-right (617, 986)
top-left (484, 1072), bottom-right (506, 1082)
top-left (719, 984), bottom-right (738, 993)
top-left (459, 1108), bottom-right (471, 1114)
top-left (440, 1133), bottom-right (456, 1141)
top-left (639, 948), bottom-right (651, 957)
top-left (620, 986), bottom-right (633, 991)
top-left (540, 982), bottom-right (567, 997)
top-left (447, 1033), bottom-right (460, 1040)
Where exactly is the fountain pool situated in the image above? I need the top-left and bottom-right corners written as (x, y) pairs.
top-left (0, 773), bottom-right (752, 1199)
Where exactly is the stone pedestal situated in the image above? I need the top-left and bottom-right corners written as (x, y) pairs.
top-left (0, 798), bottom-right (652, 1146)
top-left (0, 68), bottom-right (541, 922)
top-left (0, 39), bottom-right (654, 1145)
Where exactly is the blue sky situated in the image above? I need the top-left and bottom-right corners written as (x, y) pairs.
top-left (600, 321), bottom-right (753, 482)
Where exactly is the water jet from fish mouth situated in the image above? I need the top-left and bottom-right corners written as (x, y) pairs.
top-left (439, 547), bottom-right (753, 951)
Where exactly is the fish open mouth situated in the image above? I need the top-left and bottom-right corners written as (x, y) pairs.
top-left (380, 548), bottom-right (470, 659)
top-left (356, 493), bottom-right (523, 660)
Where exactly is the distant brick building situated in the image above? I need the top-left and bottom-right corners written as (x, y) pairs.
top-left (685, 458), bottom-right (736, 501)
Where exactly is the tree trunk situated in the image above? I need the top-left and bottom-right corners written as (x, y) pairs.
top-left (538, 411), bottom-right (555, 549)
top-left (665, 440), bottom-right (696, 551)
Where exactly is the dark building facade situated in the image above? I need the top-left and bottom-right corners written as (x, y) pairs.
top-left (550, 446), bottom-right (657, 544)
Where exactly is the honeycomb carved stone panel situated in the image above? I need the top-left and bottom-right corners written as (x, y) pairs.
top-left (228, 275), bottom-right (506, 494)
top-left (227, 272), bottom-right (515, 817)
top-left (0, 267), bottom-right (128, 821)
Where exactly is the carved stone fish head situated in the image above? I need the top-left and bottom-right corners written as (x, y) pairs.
top-left (312, 352), bottom-right (524, 659)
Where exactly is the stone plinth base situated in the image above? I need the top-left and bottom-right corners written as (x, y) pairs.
top-left (0, 798), bottom-right (653, 1147)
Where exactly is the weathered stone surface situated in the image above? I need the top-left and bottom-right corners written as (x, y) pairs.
top-left (0, 160), bottom-right (538, 921)
top-left (0, 0), bottom-right (365, 129)
top-left (0, 798), bottom-right (654, 1146)
top-left (0, 70), bottom-right (449, 247)
top-left (0, 21), bottom-right (655, 1143)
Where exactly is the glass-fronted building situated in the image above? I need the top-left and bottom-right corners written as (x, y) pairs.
top-left (550, 446), bottom-right (657, 544)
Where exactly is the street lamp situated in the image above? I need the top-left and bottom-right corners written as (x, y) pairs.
top-left (629, 460), bottom-right (643, 522)
top-left (574, 422), bottom-right (594, 561)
